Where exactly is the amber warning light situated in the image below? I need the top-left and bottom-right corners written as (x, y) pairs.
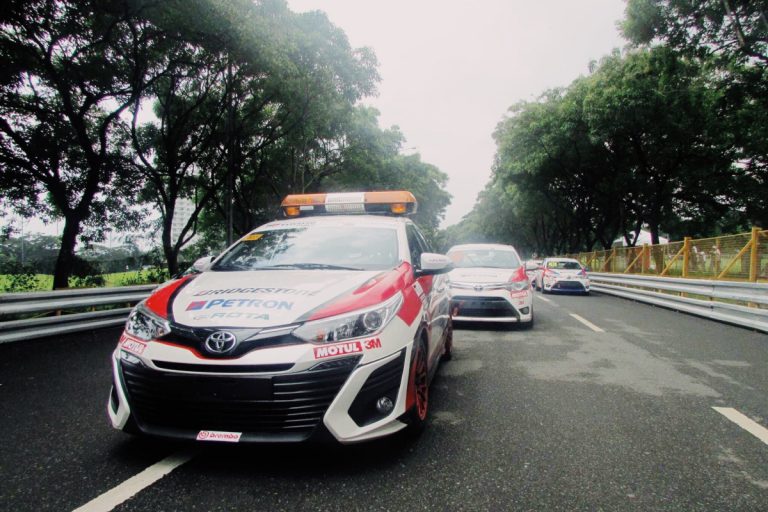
top-left (281, 191), bottom-right (417, 217)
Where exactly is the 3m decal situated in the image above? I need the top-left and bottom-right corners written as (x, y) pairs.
top-left (363, 337), bottom-right (382, 350)
top-left (196, 430), bottom-right (242, 442)
top-left (193, 287), bottom-right (319, 297)
top-left (185, 298), bottom-right (293, 311)
top-left (242, 233), bottom-right (263, 241)
top-left (120, 335), bottom-right (146, 355)
top-left (313, 341), bottom-right (363, 359)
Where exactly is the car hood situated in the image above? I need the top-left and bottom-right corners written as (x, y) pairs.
top-left (170, 269), bottom-right (383, 328)
top-left (448, 267), bottom-right (518, 284)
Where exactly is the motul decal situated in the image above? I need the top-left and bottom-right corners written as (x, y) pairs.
top-left (196, 430), bottom-right (242, 442)
top-left (120, 334), bottom-right (146, 355)
top-left (313, 341), bottom-right (363, 359)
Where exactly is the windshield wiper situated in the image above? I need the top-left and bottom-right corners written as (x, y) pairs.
top-left (259, 263), bottom-right (363, 271)
top-left (211, 264), bottom-right (251, 271)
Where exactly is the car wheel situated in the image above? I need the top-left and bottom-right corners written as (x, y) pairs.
top-left (407, 338), bottom-right (430, 433)
top-left (441, 321), bottom-right (453, 362)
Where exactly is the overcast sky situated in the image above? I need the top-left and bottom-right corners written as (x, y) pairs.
top-left (288, 0), bottom-right (628, 226)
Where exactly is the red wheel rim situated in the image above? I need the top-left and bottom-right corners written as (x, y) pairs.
top-left (415, 344), bottom-right (428, 420)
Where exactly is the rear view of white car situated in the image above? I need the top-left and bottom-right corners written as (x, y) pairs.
top-left (535, 257), bottom-right (590, 295)
top-left (446, 244), bottom-right (533, 328)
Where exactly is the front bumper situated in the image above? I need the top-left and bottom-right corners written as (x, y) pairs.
top-left (108, 325), bottom-right (417, 444)
top-left (449, 287), bottom-right (533, 323)
top-left (543, 277), bottom-right (590, 293)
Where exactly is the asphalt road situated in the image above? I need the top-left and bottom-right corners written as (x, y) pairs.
top-left (1, 291), bottom-right (767, 511)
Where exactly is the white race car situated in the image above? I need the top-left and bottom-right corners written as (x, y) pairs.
top-left (534, 257), bottom-right (590, 295)
top-left (108, 191), bottom-right (453, 444)
top-left (446, 243), bottom-right (534, 328)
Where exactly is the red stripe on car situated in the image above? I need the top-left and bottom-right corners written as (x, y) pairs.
top-left (144, 275), bottom-right (195, 319)
top-left (306, 263), bottom-right (412, 321)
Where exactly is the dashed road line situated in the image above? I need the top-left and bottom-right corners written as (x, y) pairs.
top-left (712, 407), bottom-right (768, 446)
top-left (72, 451), bottom-right (195, 512)
top-left (569, 313), bottom-right (605, 332)
top-left (536, 295), bottom-right (553, 304)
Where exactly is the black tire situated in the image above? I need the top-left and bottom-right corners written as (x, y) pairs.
top-left (441, 321), bottom-right (453, 362)
top-left (407, 338), bottom-right (430, 433)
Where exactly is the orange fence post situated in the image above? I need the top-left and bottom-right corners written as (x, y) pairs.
top-left (682, 237), bottom-right (691, 278)
top-left (749, 227), bottom-right (760, 282)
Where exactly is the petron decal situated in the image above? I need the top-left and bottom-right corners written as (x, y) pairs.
top-left (193, 287), bottom-right (319, 297)
top-left (313, 341), bottom-right (363, 359)
top-left (196, 430), bottom-right (242, 442)
top-left (185, 298), bottom-right (293, 311)
top-left (120, 334), bottom-right (147, 355)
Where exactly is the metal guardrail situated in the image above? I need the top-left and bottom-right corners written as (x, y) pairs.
top-left (0, 285), bottom-right (155, 344)
top-left (588, 272), bottom-right (768, 333)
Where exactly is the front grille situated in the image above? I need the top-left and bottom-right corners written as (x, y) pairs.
top-left (451, 296), bottom-right (517, 318)
top-left (348, 350), bottom-right (406, 426)
top-left (121, 358), bottom-right (359, 437)
top-left (152, 361), bottom-right (294, 373)
top-left (553, 280), bottom-right (585, 290)
top-left (160, 324), bottom-right (302, 359)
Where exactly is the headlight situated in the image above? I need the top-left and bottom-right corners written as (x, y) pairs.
top-left (125, 303), bottom-right (170, 341)
top-left (504, 281), bottom-right (529, 291)
top-left (293, 292), bottom-right (403, 344)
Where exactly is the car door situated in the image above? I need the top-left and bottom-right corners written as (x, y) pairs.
top-left (406, 223), bottom-right (448, 366)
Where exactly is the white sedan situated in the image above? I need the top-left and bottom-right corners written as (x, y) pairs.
top-left (446, 244), bottom-right (534, 328)
top-left (534, 257), bottom-right (590, 295)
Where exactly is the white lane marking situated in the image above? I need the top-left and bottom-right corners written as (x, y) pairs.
top-left (569, 313), bottom-right (605, 332)
top-left (713, 407), bottom-right (768, 446)
top-left (537, 295), bottom-right (552, 304)
top-left (72, 451), bottom-right (194, 512)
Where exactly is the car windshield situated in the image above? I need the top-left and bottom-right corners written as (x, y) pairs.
top-left (448, 249), bottom-right (520, 269)
top-left (547, 260), bottom-right (582, 270)
top-left (212, 226), bottom-right (399, 271)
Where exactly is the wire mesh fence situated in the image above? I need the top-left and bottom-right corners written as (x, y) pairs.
top-left (564, 228), bottom-right (767, 283)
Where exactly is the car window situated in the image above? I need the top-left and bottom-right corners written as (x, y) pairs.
top-left (547, 260), bottom-right (581, 270)
top-left (406, 224), bottom-right (426, 270)
top-left (448, 249), bottom-right (521, 269)
top-left (211, 226), bottom-right (399, 271)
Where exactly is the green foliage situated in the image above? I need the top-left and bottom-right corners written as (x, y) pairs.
top-left (470, 46), bottom-right (742, 256)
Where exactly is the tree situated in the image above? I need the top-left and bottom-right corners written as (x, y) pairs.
top-left (0, 0), bottom-right (161, 288)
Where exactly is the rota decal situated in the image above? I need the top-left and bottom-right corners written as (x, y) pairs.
top-left (313, 341), bottom-right (363, 359)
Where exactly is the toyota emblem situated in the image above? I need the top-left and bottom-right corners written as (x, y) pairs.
top-left (474, 285), bottom-right (483, 292)
top-left (205, 331), bottom-right (237, 354)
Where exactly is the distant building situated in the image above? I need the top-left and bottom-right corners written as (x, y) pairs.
top-left (170, 198), bottom-right (199, 248)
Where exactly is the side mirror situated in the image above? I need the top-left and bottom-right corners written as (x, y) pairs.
top-left (583, 266), bottom-right (591, 272)
top-left (417, 253), bottom-right (453, 276)
top-left (525, 261), bottom-right (538, 271)
top-left (192, 255), bottom-right (216, 272)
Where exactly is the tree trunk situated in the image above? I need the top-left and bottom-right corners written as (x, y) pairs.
top-left (52, 216), bottom-right (82, 289)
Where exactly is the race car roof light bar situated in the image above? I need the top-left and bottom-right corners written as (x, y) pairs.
top-left (281, 191), bottom-right (418, 217)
